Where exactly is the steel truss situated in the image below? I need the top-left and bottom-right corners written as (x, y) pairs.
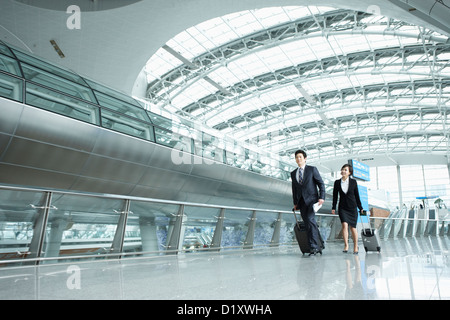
top-left (145, 7), bottom-right (450, 164)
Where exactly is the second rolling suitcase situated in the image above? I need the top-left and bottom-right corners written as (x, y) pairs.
top-left (360, 210), bottom-right (381, 253)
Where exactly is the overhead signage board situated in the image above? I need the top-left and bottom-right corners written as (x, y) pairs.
top-left (357, 184), bottom-right (370, 223)
top-left (349, 159), bottom-right (370, 181)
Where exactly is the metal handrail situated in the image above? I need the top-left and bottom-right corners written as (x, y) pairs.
top-left (1, 183), bottom-right (449, 267)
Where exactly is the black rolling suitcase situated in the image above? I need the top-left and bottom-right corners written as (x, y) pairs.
top-left (292, 208), bottom-right (324, 255)
top-left (360, 210), bottom-right (381, 253)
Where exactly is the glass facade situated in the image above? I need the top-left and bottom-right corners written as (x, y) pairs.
top-left (367, 165), bottom-right (450, 208)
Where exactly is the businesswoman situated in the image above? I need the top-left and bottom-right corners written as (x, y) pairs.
top-left (331, 164), bottom-right (364, 254)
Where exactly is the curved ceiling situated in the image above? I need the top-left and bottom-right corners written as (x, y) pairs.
top-left (0, 0), bottom-right (449, 172)
top-left (144, 5), bottom-right (450, 171)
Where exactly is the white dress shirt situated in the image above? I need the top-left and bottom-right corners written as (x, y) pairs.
top-left (341, 178), bottom-right (349, 194)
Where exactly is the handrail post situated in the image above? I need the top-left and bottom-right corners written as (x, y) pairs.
top-left (27, 192), bottom-right (53, 265)
top-left (109, 199), bottom-right (130, 258)
top-left (210, 208), bottom-right (225, 251)
top-left (270, 212), bottom-right (282, 247)
top-left (166, 204), bottom-right (185, 254)
top-left (243, 210), bottom-right (256, 249)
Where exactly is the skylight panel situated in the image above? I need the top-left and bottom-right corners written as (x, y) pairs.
top-left (145, 48), bottom-right (183, 82)
top-left (170, 78), bottom-right (216, 109)
top-left (223, 11), bottom-right (261, 37)
top-left (305, 37), bottom-right (333, 60)
top-left (229, 53), bottom-right (272, 78)
top-left (253, 7), bottom-right (291, 28)
top-left (256, 46), bottom-right (291, 71)
top-left (167, 34), bottom-right (198, 60)
top-left (279, 40), bottom-right (316, 64)
top-left (260, 85), bottom-right (300, 104)
top-left (208, 66), bottom-right (240, 87)
top-left (302, 77), bottom-right (337, 94)
top-left (334, 34), bottom-right (371, 53)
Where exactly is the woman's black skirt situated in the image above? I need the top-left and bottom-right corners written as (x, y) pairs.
top-left (338, 208), bottom-right (358, 228)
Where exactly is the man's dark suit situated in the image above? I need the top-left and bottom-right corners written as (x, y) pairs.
top-left (291, 165), bottom-right (326, 251)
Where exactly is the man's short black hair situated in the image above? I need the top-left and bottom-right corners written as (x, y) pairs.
top-left (294, 149), bottom-right (307, 158)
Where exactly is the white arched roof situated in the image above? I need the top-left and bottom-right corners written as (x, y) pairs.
top-left (0, 0), bottom-right (449, 171)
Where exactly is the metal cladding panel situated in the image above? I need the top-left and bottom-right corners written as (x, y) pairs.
top-left (2, 136), bottom-right (90, 174)
top-left (13, 103), bottom-right (99, 154)
top-left (0, 99), bottom-right (293, 210)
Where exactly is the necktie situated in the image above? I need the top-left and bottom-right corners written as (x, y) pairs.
top-left (298, 168), bottom-right (303, 183)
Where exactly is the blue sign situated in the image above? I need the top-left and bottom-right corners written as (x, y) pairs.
top-left (358, 185), bottom-right (369, 211)
top-left (349, 159), bottom-right (370, 181)
top-left (357, 184), bottom-right (370, 224)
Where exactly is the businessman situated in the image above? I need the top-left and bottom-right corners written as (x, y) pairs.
top-left (291, 149), bottom-right (326, 255)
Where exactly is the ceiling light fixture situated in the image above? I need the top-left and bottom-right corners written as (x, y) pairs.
top-left (50, 39), bottom-right (65, 58)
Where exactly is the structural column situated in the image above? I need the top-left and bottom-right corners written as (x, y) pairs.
top-left (44, 215), bottom-right (69, 258)
top-left (139, 216), bottom-right (159, 254)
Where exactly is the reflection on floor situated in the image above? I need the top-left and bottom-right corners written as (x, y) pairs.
top-left (0, 236), bottom-right (449, 300)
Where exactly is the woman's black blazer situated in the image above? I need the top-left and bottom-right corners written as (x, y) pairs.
top-left (332, 178), bottom-right (363, 212)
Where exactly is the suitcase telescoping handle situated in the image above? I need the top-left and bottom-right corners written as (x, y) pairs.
top-left (359, 209), bottom-right (369, 229)
top-left (292, 207), bottom-right (300, 223)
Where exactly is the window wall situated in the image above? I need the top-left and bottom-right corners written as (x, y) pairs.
top-left (367, 164), bottom-right (450, 208)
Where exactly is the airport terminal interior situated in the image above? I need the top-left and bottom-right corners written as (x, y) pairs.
top-left (0, 0), bottom-right (449, 300)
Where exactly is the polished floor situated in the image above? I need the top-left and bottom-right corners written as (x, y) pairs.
top-left (0, 236), bottom-right (449, 300)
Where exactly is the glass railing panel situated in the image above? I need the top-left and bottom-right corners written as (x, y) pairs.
top-left (44, 193), bottom-right (125, 260)
top-left (281, 211), bottom-right (297, 245)
top-left (154, 126), bottom-right (190, 149)
top-left (0, 42), bottom-right (14, 57)
top-left (85, 78), bottom-right (142, 108)
top-left (316, 214), bottom-right (335, 242)
top-left (123, 200), bottom-right (181, 256)
top-left (25, 82), bottom-right (100, 124)
top-left (101, 108), bottom-right (154, 141)
top-left (0, 188), bottom-right (47, 264)
top-left (0, 72), bottom-right (23, 102)
top-left (168, 134), bottom-right (194, 164)
top-left (13, 49), bottom-right (89, 87)
top-left (221, 208), bottom-right (253, 249)
top-left (21, 64), bottom-right (96, 102)
top-left (146, 111), bottom-right (172, 128)
top-left (193, 137), bottom-right (225, 164)
top-left (0, 53), bottom-right (22, 76)
top-left (225, 147), bottom-right (246, 169)
top-left (181, 205), bottom-right (220, 252)
top-left (94, 91), bottom-right (150, 123)
top-left (253, 211), bottom-right (279, 247)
